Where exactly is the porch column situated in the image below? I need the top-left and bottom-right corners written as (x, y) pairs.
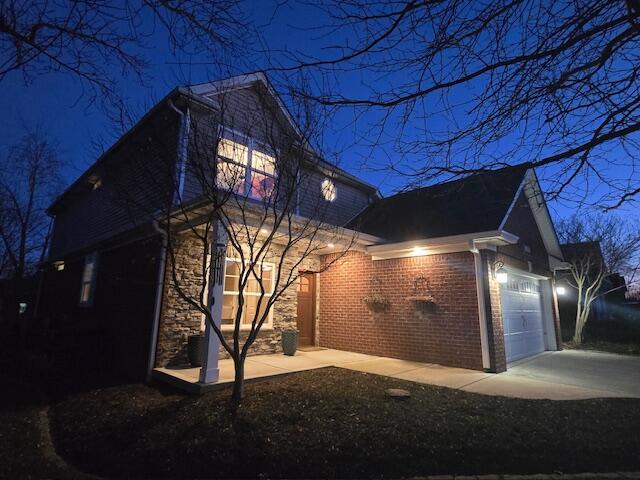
top-left (199, 222), bottom-right (228, 384)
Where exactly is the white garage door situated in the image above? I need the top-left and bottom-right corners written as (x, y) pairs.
top-left (501, 272), bottom-right (546, 363)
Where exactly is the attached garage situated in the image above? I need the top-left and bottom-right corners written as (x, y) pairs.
top-left (500, 271), bottom-right (553, 363)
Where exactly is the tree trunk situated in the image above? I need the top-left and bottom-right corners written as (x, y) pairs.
top-left (572, 302), bottom-right (590, 345)
top-left (231, 356), bottom-right (245, 406)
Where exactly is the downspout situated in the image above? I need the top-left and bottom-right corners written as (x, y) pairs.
top-left (470, 242), bottom-right (492, 371)
top-left (146, 220), bottom-right (168, 383)
top-left (146, 97), bottom-right (190, 382)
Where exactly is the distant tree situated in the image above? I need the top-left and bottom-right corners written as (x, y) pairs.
top-left (0, 130), bottom-right (62, 325)
top-left (281, 0), bottom-right (640, 208)
top-left (557, 213), bottom-right (640, 343)
top-left (0, 1), bottom-right (251, 113)
top-left (0, 130), bottom-right (62, 281)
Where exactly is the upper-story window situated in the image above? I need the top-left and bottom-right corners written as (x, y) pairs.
top-left (217, 137), bottom-right (276, 200)
top-left (321, 178), bottom-right (337, 202)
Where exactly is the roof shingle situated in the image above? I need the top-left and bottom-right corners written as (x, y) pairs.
top-left (347, 166), bottom-right (527, 241)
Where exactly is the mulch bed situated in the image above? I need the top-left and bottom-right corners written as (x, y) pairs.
top-left (50, 367), bottom-right (640, 479)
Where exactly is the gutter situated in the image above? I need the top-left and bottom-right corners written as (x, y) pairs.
top-left (366, 230), bottom-right (519, 260)
top-left (146, 220), bottom-right (168, 383)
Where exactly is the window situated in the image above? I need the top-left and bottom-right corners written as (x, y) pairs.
top-left (88, 174), bottom-right (102, 190)
top-left (79, 253), bottom-right (98, 306)
top-left (216, 136), bottom-right (276, 201)
top-left (221, 258), bottom-right (274, 329)
top-left (321, 178), bottom-right (337, 202)
top-left (53, 261), bottom-right (65, 272)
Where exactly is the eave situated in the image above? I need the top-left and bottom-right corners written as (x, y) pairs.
top-left (366, 230), bottom-right (520, 261)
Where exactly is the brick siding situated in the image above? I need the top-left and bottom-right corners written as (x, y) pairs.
top-left (319, 250), bottom-right (484, 370)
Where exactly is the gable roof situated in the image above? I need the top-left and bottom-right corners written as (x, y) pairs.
top-left (48, 73), bottom-right (378, 213)
top-left (348, 166), bottom-right (528, 242)
top-left (187, 73), bottom-right (379, 194)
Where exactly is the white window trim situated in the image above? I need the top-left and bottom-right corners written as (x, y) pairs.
top-left (78, 252), bottom-right (99, 307)
top-left (200, 256), bottom-right (276, 331)
top-left (216, 129), bottom-right (277, 201)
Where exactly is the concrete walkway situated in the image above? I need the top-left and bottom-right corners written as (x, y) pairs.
top-left (154, 348), bottom-right (640, 399)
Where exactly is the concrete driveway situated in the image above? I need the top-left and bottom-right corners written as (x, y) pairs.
top-left (335, 349), bottom-right (640, 400)
top-left (461, 350), bottom-right (640, 400)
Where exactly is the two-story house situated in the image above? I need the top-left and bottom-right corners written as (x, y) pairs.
top-left (40, 72), bottom-right (566, 384)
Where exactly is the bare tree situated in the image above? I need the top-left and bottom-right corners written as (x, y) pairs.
top-left (0, 130), bottom-right (62, 280)
top-left (112, 83), bottom-right (356, 405)
top-left (0, 130), bottom-right (62, 324)
top-left (276, 0), bottom-right (640, 208)
top-left (557, 213), bottom-right (640, 343)
top-left (0, 1), bottom-right (252, 113)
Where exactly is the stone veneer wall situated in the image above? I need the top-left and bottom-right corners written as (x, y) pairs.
top-left (155, 230), bottom-right (320, 367)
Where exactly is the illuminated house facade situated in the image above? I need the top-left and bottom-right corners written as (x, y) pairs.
top-left (41, 73), bottom-right (565, 383)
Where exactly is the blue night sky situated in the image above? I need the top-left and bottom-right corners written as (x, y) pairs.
top-left (0, 1), bottom-right (636, 223)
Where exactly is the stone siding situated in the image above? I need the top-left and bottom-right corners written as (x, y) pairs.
top-left (155, 230), bottom-right (320, 367)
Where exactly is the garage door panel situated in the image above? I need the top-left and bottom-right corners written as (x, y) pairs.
top-left (501, 273), bottom-right (546, 363)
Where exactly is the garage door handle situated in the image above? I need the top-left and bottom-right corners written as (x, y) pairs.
top-left (522, 315), bottom-right (526, 327)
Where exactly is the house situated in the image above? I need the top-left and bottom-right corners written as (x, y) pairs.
top-left (40, 72), bottom-right (565, 383)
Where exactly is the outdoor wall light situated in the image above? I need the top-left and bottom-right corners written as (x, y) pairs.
top-left (556, 286), bottom-right (566, 295)
top-left (494, 262), bottom-right (508, 284)
top-left (260, 228), bottom-right (269, 234)
top-left (412, 246), bottom-right (427, 256)
top-left (327, 243), bottom-right (335, 248)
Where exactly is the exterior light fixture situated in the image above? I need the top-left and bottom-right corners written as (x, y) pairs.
top-left (494, 262), bottom-right (508, 284)
top-left (556, 286), bottom-right (566, 295)
top-left (412, 246), bottom-right (427, 256)
top-left (260, 228), bottom-right (269, 234)
top-left (327, 243), bottom-right (335, 248)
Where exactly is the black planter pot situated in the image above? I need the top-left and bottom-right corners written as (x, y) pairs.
top-left (187, 334), bottom-right (205, 367)
top-left (282, 330), bottom-right (298, 356)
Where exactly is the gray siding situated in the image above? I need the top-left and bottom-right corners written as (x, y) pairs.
top-left (297, 168), bottom-right (371, 226)
top-left (49, 105), bottom-right (181, 258)
top-left (182, 83), bottom-right (373, 226)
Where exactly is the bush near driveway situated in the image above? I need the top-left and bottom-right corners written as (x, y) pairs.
top-left (50, 368), bottom-right (640, 479)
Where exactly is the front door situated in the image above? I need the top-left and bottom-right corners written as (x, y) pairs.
top-left (296, 273), bottom-right (316, 346)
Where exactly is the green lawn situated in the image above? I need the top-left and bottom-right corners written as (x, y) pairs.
top-left (46, 367), bottom-right (640, 479)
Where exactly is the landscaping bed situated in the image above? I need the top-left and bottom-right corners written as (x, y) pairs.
top-left (562, 317), bottom-right (640, 356)
top-left (50, 367), bottom-right (640, 479)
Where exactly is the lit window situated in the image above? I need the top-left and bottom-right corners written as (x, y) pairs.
top-left (79, 253), bottom-right (98, 306)
top-left (221, 258), bottom-right (274, 329)
top-left (88, 174), bottom-right (102, 190)
top-left (53, 261), bottom-right (65, 271)
top-left (321, 178), bottom-right (337, 202)
top-left (216, 137), bottom-right (277, 201)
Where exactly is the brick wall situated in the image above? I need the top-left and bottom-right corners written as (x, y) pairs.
top-left (319, 250), bottom-right (484, 370)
